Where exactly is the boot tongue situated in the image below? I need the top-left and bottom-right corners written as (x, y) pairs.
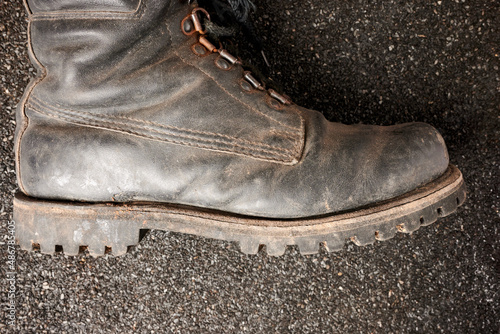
top-left (227, 0), bottom-right (256, 22)
top-left (196, 0), bottom-right (264, 61)
top-left (197, 0), bottom-right (256, 24)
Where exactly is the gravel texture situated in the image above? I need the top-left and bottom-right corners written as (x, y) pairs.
top-left (1, 0), bottom-right (498, 332)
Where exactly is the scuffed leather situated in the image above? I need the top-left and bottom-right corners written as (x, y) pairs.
top-left (16, 0), bottom-right (449, 218)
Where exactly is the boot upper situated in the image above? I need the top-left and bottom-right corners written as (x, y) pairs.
top-left (16, 0), bottom-right (449, 218)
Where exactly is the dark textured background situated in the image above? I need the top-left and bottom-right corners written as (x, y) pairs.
top-left (1, 0), bottom-right (498, 332)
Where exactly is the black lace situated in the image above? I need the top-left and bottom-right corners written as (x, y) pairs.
top-left (184, 1), bottom-right (290, 104)
top-left (196, 0), bottom-right (265, 64)
top-left (197, 0), bottom-right (255, 24)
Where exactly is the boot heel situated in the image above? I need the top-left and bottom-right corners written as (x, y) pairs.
top-left (13, 193), bottom-right (143, 256)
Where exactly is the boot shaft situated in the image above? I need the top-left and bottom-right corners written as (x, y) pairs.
top-left (21, 0), bottom-right (303, 161)
top-left (25, 0), bottom-right (176, 108)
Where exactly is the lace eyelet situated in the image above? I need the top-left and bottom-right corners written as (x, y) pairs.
top-left (191, 43), bottom-right (208, 56)
top-left (182, 20), bottom-right (194, 34)
top-left (239, 79), bottom-right (254, 92)
top-left (181, 7), bottom-right (210, 36)
top-left (266, 95), bottom-right (284, 110)
top-left (215, 56), bottom-right (232, 70)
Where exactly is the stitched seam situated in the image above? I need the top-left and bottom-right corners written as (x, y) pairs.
top-left (28, 104), bottom-right (296, 163)
top-left (270, 129), bottom-right (299, 142)
top-left (290, 106), bottom-right (306, 157)
top-left (28, 100), bottom-right (295, 159)
top-left (30, 97), bottom-right (297, 155)
top-left (28, 101), bottom-right (292, 158)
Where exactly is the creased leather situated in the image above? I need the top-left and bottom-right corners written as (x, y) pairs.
top-left (26, 1), bottom-right (304, 164)
top-left (16, 0), bottom-right (450, 218)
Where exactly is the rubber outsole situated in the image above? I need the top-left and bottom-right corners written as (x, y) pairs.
top-left (14, 165), bottom-right (466, 257)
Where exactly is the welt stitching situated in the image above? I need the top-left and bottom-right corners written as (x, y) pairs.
top-left (32, 96), bottom-right (298, 155)
top-left (28, 100), bottom-right (294, 159)
top-left (28, 104), bottom-right (294, 163)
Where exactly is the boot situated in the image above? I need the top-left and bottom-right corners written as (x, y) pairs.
top-left (14, 0), bottom-right (465, 256)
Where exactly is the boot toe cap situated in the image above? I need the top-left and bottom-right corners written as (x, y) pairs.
top-left (391, 122), bottom-right (449, 185)
top-left (357, 121), bottom-right (450, 209)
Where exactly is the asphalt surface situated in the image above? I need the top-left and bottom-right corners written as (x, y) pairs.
top-left (1, 0), bottom-right (499, 332)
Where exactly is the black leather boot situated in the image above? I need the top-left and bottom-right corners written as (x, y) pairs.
top-left (14, 0), bottom-right (465, 256)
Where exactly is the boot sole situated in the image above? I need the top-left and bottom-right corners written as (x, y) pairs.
top-left (14, 165), bottom-right (465, 256)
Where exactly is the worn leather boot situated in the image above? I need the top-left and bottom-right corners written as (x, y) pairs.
top-left (14, 0), bottom-right (465, 256)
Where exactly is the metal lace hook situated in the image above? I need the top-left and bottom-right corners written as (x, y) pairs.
top-left (181, 7), bottom-right (211, 36)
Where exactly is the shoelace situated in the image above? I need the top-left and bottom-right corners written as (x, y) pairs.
top-left (195, 0), bottom-right (263, 58)
top-left (197, 0), bottom-right (255, 24)
top-left (181, 5), bottom-right (292, 109)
